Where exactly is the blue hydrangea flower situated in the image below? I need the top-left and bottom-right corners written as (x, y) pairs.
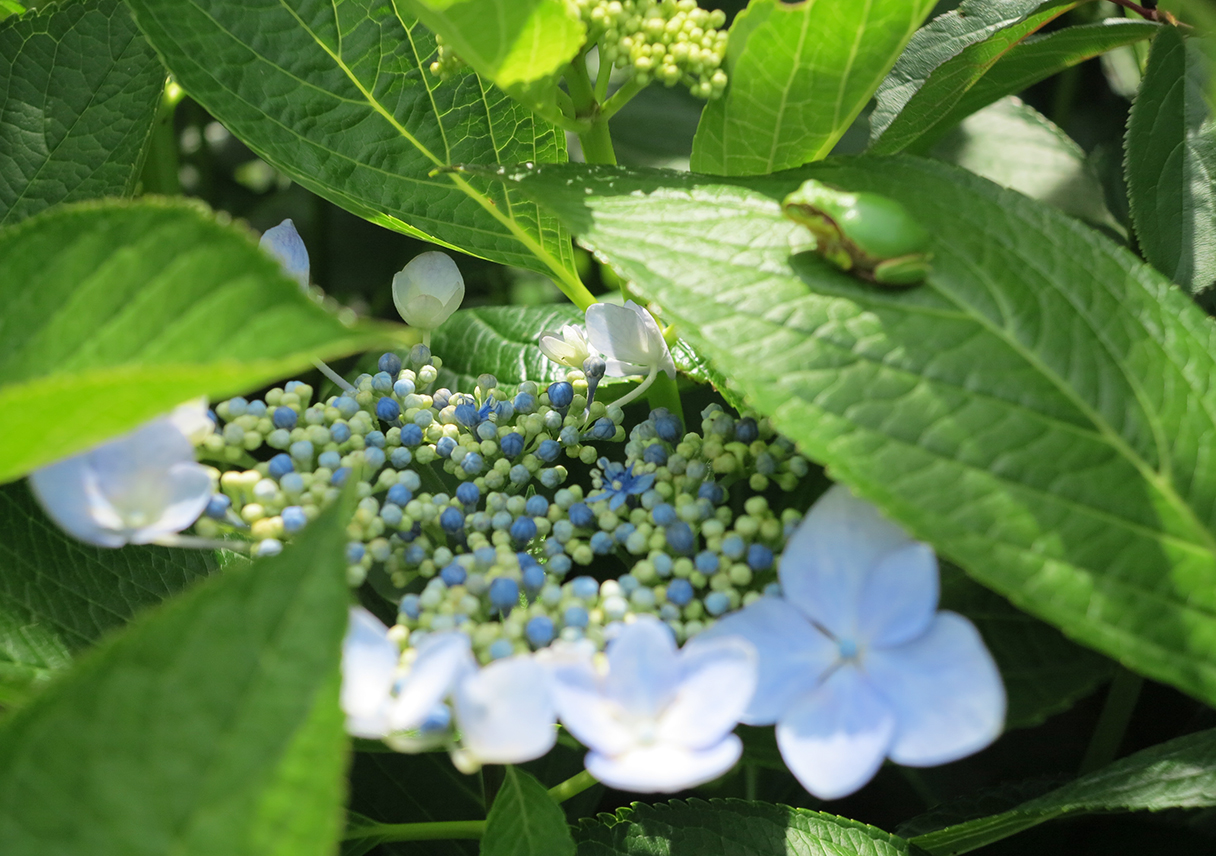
top-left (587, 462), bottom-right (655, 511)
top-left (699, 485), bottom-right (1005, 800)
top-left (547, 616), bottom-right (756, 793)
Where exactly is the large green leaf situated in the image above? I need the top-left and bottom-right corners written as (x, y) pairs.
top-left (690, 0), bottom-right (935, 175)
top-left (1125, 25), bottom-right (1216, 294)
top-left (469, 157), bottom-right (1216, 712)
top-left (482, 766), bottom-right (574, 856)
top-left (915, 18), bottom-right (1160, 151)
top-left (574, 799), bottom-right (915, 856)
top-left (868, 0), bottom-right (1079, 155)
top-left (0, 497), bottom-right (350, 855)
top-left (0, 199), bottom-right (400, 483)
top-left (123, 0), bottom-right (588, 302)
top-left (911, 728), bottom-right (1216, 855)
top-left (0, 482), bottom-right (214, 707)
top-left (930, 96), bottom-right (1121, 233)
top-left (0, 0), bottom-right (164, 226)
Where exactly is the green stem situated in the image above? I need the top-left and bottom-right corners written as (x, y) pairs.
top-left (579, 118), bottom-right (617, 166)
top-left (612, 363), bottom-right (661, 411)
top-left (1079, 667), bottom-right (1143, 774)
top-left (343, 819), bottom-right (485, 843)
top-left (594, 45), bottom-right (614, 102)
top-left (565, 56), bottom-right (618, 166)
top-left (139, 79), bottom-right (184, 195)
top-left (644, 370), bottom-right (683, 424)
top-left (599, 76), bottom-right (647, 122)
top-left (547, 769), bottom-right (598, 803)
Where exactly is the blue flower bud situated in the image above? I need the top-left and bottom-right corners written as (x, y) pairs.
top-left (666, 578), bottom-right (694, 606)
top-left (722, 534), bottom-right (746, 560)
top-left (652, 553), bottom-right (673, 577)
top-left (547, 381), bottom-right (574, 409)
top-left (524, 495), bottom-right (549, 517)
top-left (380, 503), bottom-right (403, 527)
top-left (525, 615), bottom-right (555, 647)
top-left (461, 453), bottom-right (484, 475)
top-left (375, 397), bottom-right (401, 422)
top-left (510, 516), bottom-right (538, 543)
top-left (378, 352), bottom-right (403, 376)
top-left (735, 417), bottom-right (759, 443)
top-left (568, 502), bottom-right (594, 528)
top-left (695, 550), bottom-right (719, 574)
top-left (371, 372), bottom-right (394, 393)
top-left (652, 503), bottom-right (677, 526)
top-left (491, 510), bottom-right (513, 531)
top-left (549, 554), bottom-right (572, 578)
top-left (420, 703), bottom-right (452, 733)
top-left (705, 591), bottom-right (731, 616)
top-left (474, 547), bottom-right (497, 569)
top-left (227, 397), bottom-right (249, 417)
top-left (282, 506), bottom-right (307, 533)
top-left (698, 482), bottom-right (725, 504)
top-left (454, 403), bottom-right (478, 426)
top-left (476, 421), bottom-right (497, 441)
top-left (618, 573), bottom-right (640, 594)
top-left (272, 406), bottom-right (298, 430)
top-left (289, 440), bottom-right (314, 462)
top-left (440, 562), bottom-right (467, 586)
top-left (539, 468), bottom-right (565, 490)
top-left (563, 605), bottom-right (590, 628)
top-left (643, 444), bottom-right (669, 465)
top-left (570, 576), bottom-right (599, 600)
top-left (335, 397), bottom-right (360, 419)
top-left (331, 422), bottom-right (352, 443)
top-left (456, 481), bottom-right (481, 507)
top-left (586, 417), bottom-right (616, 440)
top-left (318, 450), bottom-right (341, 470)
top-left (747, 543), bottom-right (774, 571)
top-left (393, 379), bottom-right (415, 398)
top-left (401, 593), bottom-right (421, 619)
top-left (387, 484), bottom-right (413, 506)
top-left (500, 432), bottom-right (524, 458)
top-left (410, 343), bottom-right (432, 366)
top-left (390, 447), bottom-right (412, 469)
top-left (365, 430), bottom-right (386, 448)
top-left (331, 467), bottom-right (351, 486)
top-left (614, 523), bottom-right (636, 545)
top-left (363, 447), bottom-right (386, 470)
top-left (513, 392), bottom-right (536, 413)
top-left (558, 425), bottom-right (580, 447)
top-left (666, 521), bottom-right (695, 554)
top-left (393, 424), bottom-right (419, 447)
top-left (436, 437), bottom-right (457, 458)
top-left (537, 439), bottom-right (561, 462)
top-left (488, 639), bottom-right (514, 660)
top-left (522, 564), bottom-right (546, 592)
top-left (205, 494), bottom-right (231, 519)
top-left (439, 507), bottom-right (465, 534)
top-left (268, 453), bottom-right (295, 479)
top-left (489, 578), bottom-right (520, 612)
top-left (545, 536), bottom-right (566, 556)
top-left (405, 543), bottom-right (427, 565)
top-left (346, 542), bottom-right (366, 563)
top-left (590, 531), bottom-right (614, 555)
top-left (654, 413), bottom-right (682, 442)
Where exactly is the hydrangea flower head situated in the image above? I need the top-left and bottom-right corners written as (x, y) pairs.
top-left (392, 251), bottom-right (465, 331)
top-left (585, 301), bottom-right (676, 379)
top-left (701, 485), bottom-right (1005, 800)
top-left (548, 616), bottom-right (756, 792)
top-left (259, 218), bottom-right (310, 289)
top-left (538, 324), bottom-right (592, 369)
top-left (29, 411), bottom-right (212, 548)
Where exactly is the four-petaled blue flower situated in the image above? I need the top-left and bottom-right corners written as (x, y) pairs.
top-left (586, 461), bottom-right (655, 511)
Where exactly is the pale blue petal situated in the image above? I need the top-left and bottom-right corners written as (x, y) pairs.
top-left (780, 485), bottom-right (919, 641)
top-left (864, 612), bottom-right (1006, 766)
top-left (694, 597), bottom-right (835, 725)
top-left (389, 631), bottom-right (474, 731)
top-left (605, 617), bottom-right (679, 718)
top-left (28, 454), bottom-right (124, 547)
top-left (341, 607), bottom-right (398, 739)
top-left (855, 542), bottom-right (938, 648)
top-left (657, 636), bottom-right (755, 750)
top-left (585, 735), bottom-right (742, 793)
top-left (454, 656), bottom-right (557, 764)
top-left (776, 665), bottom-right (896, 800)
top-left (128, 462), bottom-right (212, 544)
top-left (548, 656), bottom-right (637, 757)
top-left (259, 218), bottom-right (310, 288)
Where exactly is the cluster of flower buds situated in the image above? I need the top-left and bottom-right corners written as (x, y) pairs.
top-left (428, 34), bottom-right (467, 80)
top-left (573, 0), bottom-right (729, 99)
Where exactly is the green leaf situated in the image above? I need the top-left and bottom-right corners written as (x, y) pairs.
top-left (916, 19), bottom-right (1160, 151)
top-left (869, 0), bottom-right (1079, 155)
top-left (0, 198), bottom-right (400, 483)
top-left (912, 728), bottom-right (1216, 855)
top-left (400, 0), bottom-right (584, 111)
top-left (122, 0), bottom-right (589, 302)
top-left (470, 157), bottom-right (1216, 712)
top-left (0, 481), bottom-right (214, 707)
top-left (0, 0), bottom-right (165, 225)
top-left (0, 495), bottom-right (350, 855)
top-left (574, 799), bottom-right (915, 856)
top-left (930, 96), bottom-right (1122, 233)
top-left (482, 766), bottom-right (574, 856)
top-left (939, 565), bottom-right (1113, 729)
top-left (1125, 25), bottom-right (1216, 293)
top-left (690, 0), bottom-right (936, 175)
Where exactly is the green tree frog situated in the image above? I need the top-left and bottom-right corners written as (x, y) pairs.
top-left (782, 179), bottom-right (933, 286)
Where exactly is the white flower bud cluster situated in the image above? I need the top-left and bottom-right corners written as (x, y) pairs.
top-left (574, 0), bottom-right (729, 99)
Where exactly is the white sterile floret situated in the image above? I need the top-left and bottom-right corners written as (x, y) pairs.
top-left (28, 412), bottom-right (213, 548)
top-left (538, 324), bottom-right (592, 369)
top-left (548, 616), bottom-right (756, 793)
top-left (584, 301), bottom-right (676, 379)
top-left (392, 251), bottom-right (465, 330)
top-left (259, 218), bottom-right (310, 289)
top-left (698, 485), bottom-right (1006, 800)
top-left (451, 655), bottom-right (558, 768)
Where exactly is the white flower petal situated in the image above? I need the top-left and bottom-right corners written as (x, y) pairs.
top-left (604, 617), bottom-right (679, 718)
top-left (856, 542), bottom-right (938, 648)
top-left (392, 251), bottom-right (465, 330)
top-left (538, 324), bottom-right (591, 369)
top-left (389, 631), bottom-right (474, 731)
top-left (128, 462), bottom-right (212, 543)
top-left (585, 735), bottom-right (742, 793)
top-left (776, 665), bottom-right (896, 800)
top-left (695, 597), bottom-right (835, 725)
top-left (548, 656), bottom-right (638, 757)
top-left (780, 485), bottom-right (920, 640)
top-left (865, 611), bottom-right (1005, 767)
top-left (259, 218), bottom-right (310, 289)
top-left (29, 456), bottom-right (124, 547)
top-left (454, 655), bottom-right (557, 764)
top-left (341, 607), bottom-right (399, 739)
top-left (169, 399), bottom-right (214, 445)
top-left (585, 301), bottom-right (675, 379)
top-left (655, 636), bottom-right (755, 750)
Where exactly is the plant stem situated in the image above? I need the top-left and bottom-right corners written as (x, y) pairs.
top-left (594, 47), bottom-right (613, 102)
top-left (645, 371), bottom-right (683, 424)
top-left (599, 76), bottom-right (647, 122)
top-left (612, 364), bottom-right (661, 410)
top-left (139, 79), bottom-right (184, 195)
top-left (1079, 667), bottom-right (1143, 774)
top-left (342, 819), bottom-right (485, 843)
top-left (565, 56), bottom-right (618, 166)
top-left (547, 769), bottom-right (598, 803)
